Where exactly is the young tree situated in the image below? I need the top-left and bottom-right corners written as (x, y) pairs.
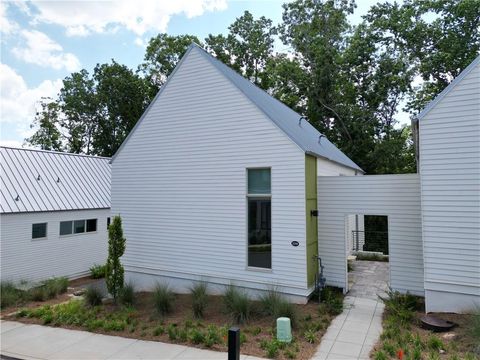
top-left (106, 215), bottom-right (126, 302)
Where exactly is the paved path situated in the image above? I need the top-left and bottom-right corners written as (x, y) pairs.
top-left (0, 321), bottom-right (263, 360)
top-left (312, 261), bottom-right (389, 360)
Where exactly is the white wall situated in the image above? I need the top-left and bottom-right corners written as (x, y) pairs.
top-left (112, 47), bottom-right (309, 299)
top-left (317, 174), bottom-right (424, 295)
top-left (317, 158), bottom-right (358, 176)
top-left (419, 60), bottom-right (480, 313)
top-left (1, 209), bottom-right (109, 282)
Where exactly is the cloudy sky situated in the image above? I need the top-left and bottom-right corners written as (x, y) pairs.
top-left (1, 0), bottom-right (387, 148)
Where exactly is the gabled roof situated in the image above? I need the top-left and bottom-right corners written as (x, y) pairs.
top-left (1, 147), bottom-right (111, 214)
top-left (193, 45), bottom-right (363, 172)
top-left (112, 44), bottom-right (363, 172)
top-left (417, 54), bottom-right (480, 120)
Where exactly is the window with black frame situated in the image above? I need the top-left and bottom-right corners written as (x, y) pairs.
top-left (247, 168), bottom-right (271, 269)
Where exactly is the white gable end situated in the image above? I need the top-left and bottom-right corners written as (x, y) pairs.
top-left (112, 47), bottom-right (309, 294)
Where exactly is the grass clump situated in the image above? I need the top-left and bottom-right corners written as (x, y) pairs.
top-left (153, 283), bottom-right (175, 316)
top-left (468, 307), bottom-right (480, 342)
top-left (90, 264), bottom-right (107, 279)
top-left (42, 277), bottom-right (69, 298)
top-left (190, 282), bottom-right (208, 319)
top-left (1, 282), bottom-right (27, 309)
top-left (304, 329), bottom-right (317, 343)
top-left (259, 288), bottom-right (298, 328)
top-left (223, 285), bottom-right (252, 324)
top-left (427, 335), bottom-right (443, 351)
top-left (84, 286), bottom-right (103, 307)
top-left (119, 282), bottom-right (135, 307)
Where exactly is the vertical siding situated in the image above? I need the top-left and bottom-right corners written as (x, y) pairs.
top-left (419, 61), bottom-right (480, 309)
top-left (317, 174), bottom-right (424, 295)
top-left (112, 47), bottom-right (309, 296)
top-left (0, 209), bottom-right (109, 282)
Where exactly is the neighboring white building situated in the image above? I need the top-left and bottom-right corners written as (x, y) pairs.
top-left (111, 44), bottom-right (363, 303)
top-left (0, 147), bottom-right (111, 282)
top-left (416, 55), bottom-right (480, 313)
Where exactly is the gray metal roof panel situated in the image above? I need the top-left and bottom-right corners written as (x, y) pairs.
top-left (192, 45), bottom-right (363, 172)
top-left (0, 147), bottom-right (111, 214)
top-left (417, 54), bottom-right (480, 120)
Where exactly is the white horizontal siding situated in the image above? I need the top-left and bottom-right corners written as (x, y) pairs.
top-left (317, 158), bottom-right (357, 176)
top-left (112, 47), bottom-right (308, 295)
top-left (0, 209), bottom-right (109, 282)
top-left (419, 60), bottom-right (480, 308)
top-left (318, 174), bottom-right (423, 295)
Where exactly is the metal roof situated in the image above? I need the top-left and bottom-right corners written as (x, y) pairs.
top-left (193, 45), bottom-right (363, 172)
top-left (417, 54), bottom-right (480, 120)
top-left (1, 147), bottom-right (111, 214)
top-left (112, 44), bottom-right (363, 172)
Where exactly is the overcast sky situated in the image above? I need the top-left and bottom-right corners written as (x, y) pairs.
top-left (0, 0), bottom-right (405, 148)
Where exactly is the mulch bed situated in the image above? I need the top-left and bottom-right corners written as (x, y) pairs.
top-left (6, 289), bottom-right (338, 360)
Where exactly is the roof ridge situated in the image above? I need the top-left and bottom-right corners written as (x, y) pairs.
top-left (0, 146), bottom-right (111, 160)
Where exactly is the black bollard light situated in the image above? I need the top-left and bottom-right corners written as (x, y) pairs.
top-left (228, 327), bottom-right (240, 360)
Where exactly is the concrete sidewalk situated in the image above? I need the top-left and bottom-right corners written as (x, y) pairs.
top-left (0, 321), bottom-right (263, 360)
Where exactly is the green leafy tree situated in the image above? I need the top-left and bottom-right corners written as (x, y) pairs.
top-left (205, 11), bottom-right (276, 89)
top-left (92, 60), bottom-right (151, 157)
top-left (25, 98), bottom-right (63, 151)
top-left (58, 69), bottom-right (97, 154)
top-left (140, 34), bottom-right (201, 90)
top-left (106, 215), bottom-right (126, 302)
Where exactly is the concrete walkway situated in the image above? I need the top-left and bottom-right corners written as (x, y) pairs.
top-left (0, 321), bottom-right (263, 360)
top-left (312, 261), bottom-right (388, 360)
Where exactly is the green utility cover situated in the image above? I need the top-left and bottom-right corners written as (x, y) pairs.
top-left (276, 317), bottom-right (292, 343)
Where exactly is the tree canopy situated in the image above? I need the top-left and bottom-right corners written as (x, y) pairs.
top-left (26, 0), bottom-right (480, 174)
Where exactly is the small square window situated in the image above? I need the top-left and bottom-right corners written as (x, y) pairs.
top-left (74, 220), bottom-right (85, 234)
top-left (32, 223), bottom-right (47, 239)
top-left (86, 219), bottom-right (97, 232)
top-left (248, 169), bottom-right (271, 194)
top-left (60, 221), bottom-right (73, 236)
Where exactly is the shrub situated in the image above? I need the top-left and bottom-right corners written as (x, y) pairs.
top-left (153, 325), bottom-right (165, 336)
top-left (106, 216), bottom-right (126, 301)
top-left (319, 287), bottom-right (343, 316)
top-left (378, 288), bottom-right (420, 326)
top-left (304, 329), bottom-right (317, 343)
top-left (260, 339), bottom-right (280, 358)
top-left (204, 325), bottom-right (221, 347)
top-left (284, 349), bottom-right (297, 359)
top-left (119, 282), bottom-right (135, 306)
top-left (167, 323), bottom-right (178, 340)
top-left (29, 286), bottom-right (46, 301)
top-left (188, 328), bottom-right (205, 344)
top-left (190, 282), bottom-right (208, 318)
top-left (84, 286), bottom-right (103, 307)
top-left (223, 285), bottom-right (252, 324)
top-left (153, 283), bottom-right (175, 315)
top-left (374, 350), bottom-right (388, 360)
top-left (90, 264), bottom-right (107, 279)
top-left (355, 252), bottom-right (389, 262)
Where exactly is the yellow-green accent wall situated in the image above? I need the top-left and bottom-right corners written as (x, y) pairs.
top-left (305, 155), bottom-right (318, 287)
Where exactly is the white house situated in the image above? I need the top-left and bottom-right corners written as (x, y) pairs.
top-left (0, 147), bottom-right (111, 283)
top-left (111, 43), bottom-right (363, 303)
top-left (415, 54), bottom-right (480, 312)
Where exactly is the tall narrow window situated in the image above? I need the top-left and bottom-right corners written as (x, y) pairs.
top-left (247, 168), bottom-right (271, 269)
